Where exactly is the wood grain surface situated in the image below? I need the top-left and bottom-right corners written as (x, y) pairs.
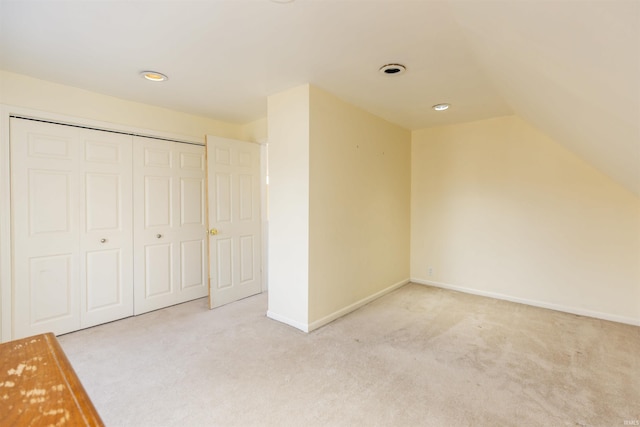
top-left (0, 333), bottom-right (104, 426)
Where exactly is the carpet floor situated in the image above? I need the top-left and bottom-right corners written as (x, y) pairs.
top-left (58, 283), bottom-right (639, 427)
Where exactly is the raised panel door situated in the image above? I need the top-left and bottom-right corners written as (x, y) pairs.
top-left (79, 129), bottom-right (133, 328)
top-left (206, 136), bottom-right (262, 308)
top-left (174, 143), bottom-right (208, 302)
top-left (133, 138), bottom-right (207, 315)
top-left (134, 138), bottom-right (176, 314)
top-left (11, 118), bottom-right (135, 339)
top-left (11, 119), bottom-right (81, 337)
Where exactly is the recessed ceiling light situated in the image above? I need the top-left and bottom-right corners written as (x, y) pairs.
top-left (379, 64), bottom-right (406, 75)
top-left (432, 103), bottom-right (450, 111)
top-left (140, 71), bottom-right (168, 82)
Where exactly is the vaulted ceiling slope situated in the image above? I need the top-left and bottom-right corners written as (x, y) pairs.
top-left (0, 1), bottom-right (638, 195)
top-left (451, 1), bottom-right (640, 197)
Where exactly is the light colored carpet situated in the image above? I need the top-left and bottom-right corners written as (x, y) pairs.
top-left (58, 283), bottom-right (639, 427)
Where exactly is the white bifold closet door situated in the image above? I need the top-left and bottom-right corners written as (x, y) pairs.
top-left (11, 118), bottom-right (133, 338)
top-left (132, 137), bottom-right (208, 315)
top-left (11, 119), bottom-right (208, 339)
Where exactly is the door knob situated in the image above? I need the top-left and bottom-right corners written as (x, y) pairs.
top-left (100, 238), bottom-right (107, 243)
top-left (209, 228), bottom-right (218, 236)
top-left (156, 234), bottom-right (162, 239)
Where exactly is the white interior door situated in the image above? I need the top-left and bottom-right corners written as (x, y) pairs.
top-left (206, 136), bottom-right (262, 308)
top-left (79, 129), bottom-right (133, 328)
top-left (11, 119), bottom-right (82, 337)
top-left (133, 137), bottom-right (208, 315)
top-left (10, 119), bottom-right (134, 337)
top-left (10, 117), bottom-right (207, 338)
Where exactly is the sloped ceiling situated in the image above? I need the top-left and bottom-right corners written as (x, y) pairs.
top-left (450, 1), bottom-right (640, 196)
top-left (0, 0), bottom-right (638, 194)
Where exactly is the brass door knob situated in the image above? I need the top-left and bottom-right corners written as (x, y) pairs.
top-left (209, 228), bottom-right (218, 236)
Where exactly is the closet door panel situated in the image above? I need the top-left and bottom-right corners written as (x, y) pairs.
top-left (12, 119), bottom-right (135, 338)
top-left (145, 176), bottom-right (172, 227)
top-left (181, 239), bottom-right (205, 290)
top-left (175, 143), bottom-right (208, 301)
top-left (11, 119), bottom-right (81, 338)
top-left (144, 244), bottom-right (173, 297)
top-left (86, 249), bottom-right (121, 310)
top-left (85, 173), bottom-right (120, 230)
top-left (79, 129), bottom-right (134, 328)
top-left (29, 254), bottom-right (74, 323)
top-left (133, 138), bottom-right (207, 315)
top-left (134, 139), bottom-right (175, 313)
top-left (181, 178), bottom-right (204, 225)
top-left (11, 117), bottom-right (206, 337)
top-left (29, 170), bottom-right (73, 234)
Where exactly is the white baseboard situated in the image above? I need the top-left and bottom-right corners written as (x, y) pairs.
top-left (307, 278), bottom-right (410, 332)
top-left (266, 311), bottom-right (309, 333)
top-left (411, 278), bottom-right (640, 327)
top-left (267, 278), bottom-right (410, 333)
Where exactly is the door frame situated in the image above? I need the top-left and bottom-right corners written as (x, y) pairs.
top-left (259, 141), bottom-right (268, 293)
top-left (0, 104), bottom-right (203, 342)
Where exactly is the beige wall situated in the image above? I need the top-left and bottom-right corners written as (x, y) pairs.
top-left (411, 115), bottom-right (640, 324)
top-left (267, 84), bottom-right (411, 331)
top-left (0, 70), bottom-right (242, 140)
top-left (240, 117), bottom-right (268, 143)
top-left (308, 86), bottom-right (410, 325)
top-left (266, 85), bottom-right (311, 328)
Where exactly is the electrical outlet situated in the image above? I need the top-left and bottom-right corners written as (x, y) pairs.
top-left (428, 266), bottom-right (433, 277)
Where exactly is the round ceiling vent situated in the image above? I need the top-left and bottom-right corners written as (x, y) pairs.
top-left (379, 63), bottom-right (406, 75)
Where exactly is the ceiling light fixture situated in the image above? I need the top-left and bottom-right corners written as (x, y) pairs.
top-left (432, 103), bottom-right (450, 111)
top-left (379, 63), bottom-right (406, 75)
top-left (140, 71), bottom-right (168, 82)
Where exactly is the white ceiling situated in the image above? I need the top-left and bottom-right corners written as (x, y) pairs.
top-left (1, 0), bottom-right (639, 194)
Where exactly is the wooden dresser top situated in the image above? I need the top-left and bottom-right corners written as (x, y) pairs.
top-left (0, 332), bottom-right (104, 426)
